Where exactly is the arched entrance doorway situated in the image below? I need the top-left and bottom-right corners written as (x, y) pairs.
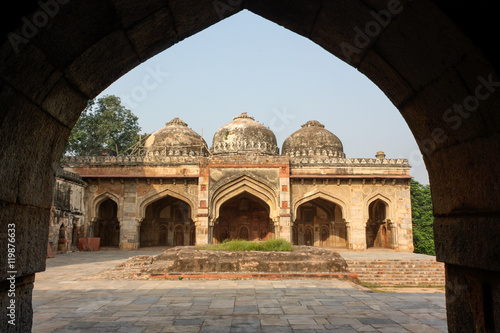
top-left (140, 196), bottom-right (193, 247)
top-left (94, 199), bottom-right (120, 247)
top-left (294, 197), bottom-right (346, 247)
top-left (174, 225), bottom-right (184, 246)
top-left (213, 193), bottom-right (273, 243)
top-left (158, 225), bottom-right (168, 246)
top-left (366, 199), bottom-right (391, 249)
top-left (57, 224), bottom-right (67, 252)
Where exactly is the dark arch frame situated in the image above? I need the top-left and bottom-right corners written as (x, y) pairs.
top-left (1, 1), bottom-right (499, 332)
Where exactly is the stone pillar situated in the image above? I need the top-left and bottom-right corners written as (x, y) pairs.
top-left (184, 221), bottom-right (190, 246)
top-left (119, 218), bottom-right (140, 250)
top-left (388, 220), bottom-right (397, 249)
top-left (207, 219), bottom-right (215, 244)
top-left (330, 221), bottom-right (335, 247)
top-left (279, 165), bottom-right (291, 242)
top-left (345, 221), bottom-right (352, 249)
top-left (119, 181), bottom-right (139, 249)
top-left (350, 185), bottom-right (365, 250)
top-left (196, 167), bottom-right (210, 245)
top-left (272, 218), bottom-right (280, 239)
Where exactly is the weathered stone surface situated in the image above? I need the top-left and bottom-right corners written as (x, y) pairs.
top-left (247, 0), bottom-right (322, 38)
top-left (0, 203), bottom-right (49, 281)
top-left (48, 170), bottom-right (86, 254)
top-left (434, 215), bottom-right (500, 272)
top-left (0, 274), bottom-right (34, 333)
top-left (124, 6), bottom-right (178, 61)
top-left (211, 113), bottom-right (279, 155)
top-left (154, 247), bottom-right (348, 273)
top-left (144, 118), bottom-right (209, 157)
top-left (82, 247), bottom-right (351, 280)
top-left (64, 30), bottom-right (140, 98)
top-left (282, 120), bottom-right (345, 158)
top-left (445, 264), bottom-right (500, 333)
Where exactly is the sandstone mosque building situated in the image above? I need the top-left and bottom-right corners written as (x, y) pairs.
top-left (58, 113), bottom-right (414, 252)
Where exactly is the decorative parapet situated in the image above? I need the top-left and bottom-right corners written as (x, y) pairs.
top-left (284, 149), bottom-right (346, 159)
top-left (211, 140), bottom-right (280, 155)
top-left (207, 154), bottom-right (289, 165)
top-left (289, 157), bottom-right (410, 167)
top-left (55, 168), bottom-right (86, 185)
top-left (64, 154), bottom-right (203, 166)
top-left (63, 154), bottom-right (409, 168)
top-left (144, 148), bottom-right (208, 158)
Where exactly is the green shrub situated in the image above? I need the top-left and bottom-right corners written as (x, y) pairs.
top-left (200, 239), bottom-right (292, 252)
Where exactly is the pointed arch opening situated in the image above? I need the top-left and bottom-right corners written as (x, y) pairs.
top-left (293, 195), bottom-right (347, 248)
top-left (213, 192), bottom-right (274, 244)
top-left (140, 195), bottom-right (194, 247)
top-left (210, 176), bottom-right (279, 223)
top-left (366, 199), bottom-right (392, 249)
top-left (94, 198), bottom-right (120, 247)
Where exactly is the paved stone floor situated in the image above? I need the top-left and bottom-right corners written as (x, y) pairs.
top-left (32, 250), bottom-right (447, 332)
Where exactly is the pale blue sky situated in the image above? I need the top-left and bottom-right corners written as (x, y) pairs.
top-left (98, 10), bottom-right (428, 184)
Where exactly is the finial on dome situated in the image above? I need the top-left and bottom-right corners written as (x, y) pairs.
top-left (233, 112), bottom-right (255, 121)
top-left (301, 120), bottom-right (325, 128)
top-left (165, 118), bottom-right (188, 127)
top-left (376, 151), bottom-right (386, 159)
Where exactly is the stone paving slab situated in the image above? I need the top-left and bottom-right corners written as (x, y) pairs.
top-left (32, 251), bottom-right (447, 332)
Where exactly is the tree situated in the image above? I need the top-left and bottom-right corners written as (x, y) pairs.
top-left (65, 95), bottom-right (142, 156)
top-left (411, 180), bottom-right (435, 255)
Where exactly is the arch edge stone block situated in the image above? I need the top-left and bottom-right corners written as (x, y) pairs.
top-left (434, 215), bottom-right (500, 273)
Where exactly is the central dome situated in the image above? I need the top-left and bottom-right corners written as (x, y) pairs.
top-left (211, 113), bottom-right (279, 155)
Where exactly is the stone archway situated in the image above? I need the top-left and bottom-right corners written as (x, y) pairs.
top-left (140, 195), bottom-right (192, 247)
top-left (294, 197), bottom-right (346, 248)
top-left (94, 198), bottom-right (120, 247)
top-left (213, 192), bottom-right (273, 243)
top-left (1, 2), bottom-right (499, 332)
top-left (366, 199), bottom-right (391, 249)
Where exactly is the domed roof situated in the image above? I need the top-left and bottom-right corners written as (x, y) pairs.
top-left (144, 118), bottom-right (208, 156)
top-left (282, 120), bottom-right (345, 158)
top-left (211, 113), bottom-right (279, 155)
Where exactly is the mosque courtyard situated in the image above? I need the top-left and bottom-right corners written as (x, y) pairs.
top-left (32, 250), bottom-right (447, 333)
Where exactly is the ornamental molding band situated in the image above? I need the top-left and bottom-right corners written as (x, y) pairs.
top-left (64, 155), bottom-right (409, 167)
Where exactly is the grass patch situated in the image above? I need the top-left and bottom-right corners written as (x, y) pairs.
top-left (198, 239), bottom-right (293, 252)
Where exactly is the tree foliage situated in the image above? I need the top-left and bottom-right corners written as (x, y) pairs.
top-left (411, 180), bottom-right (435, 255)
top-left (65, 95), bottom-right (141, 156)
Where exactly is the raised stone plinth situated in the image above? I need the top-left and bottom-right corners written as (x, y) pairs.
top-left (81, 246), bottom-right (359, 283)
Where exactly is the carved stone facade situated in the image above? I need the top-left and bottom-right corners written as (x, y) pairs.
top-left (48, 169), bottom-right (86, 253)
top-left (63, 113), bottom-right (413, 251)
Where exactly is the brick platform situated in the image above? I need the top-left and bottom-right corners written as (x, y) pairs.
top-left (339, 250), bottom-right (445, 286)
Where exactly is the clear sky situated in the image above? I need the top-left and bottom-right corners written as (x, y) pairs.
top-left (97, 10), bottom-right (429, 184)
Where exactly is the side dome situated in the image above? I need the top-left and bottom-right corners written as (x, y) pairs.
top-left (282, 120), bottom-right (345, 158)
top-left (144, 118), bottom-right (208, 156)
top-left (211, 113), bottom-right (279, 155)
